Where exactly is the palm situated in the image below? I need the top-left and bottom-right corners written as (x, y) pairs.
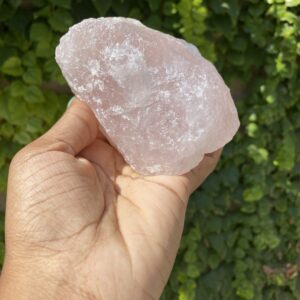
top-left (3, 100), bottom-right (221, 300)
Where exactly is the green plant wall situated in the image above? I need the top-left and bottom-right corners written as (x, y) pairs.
top-left (0, 0), bottom-right (300, 299)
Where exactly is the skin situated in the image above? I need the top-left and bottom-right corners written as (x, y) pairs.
top-left (0, 99), bottom-right (222, 300)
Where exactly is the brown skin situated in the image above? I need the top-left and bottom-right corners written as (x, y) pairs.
top-left (0, 99), bottom-right (222, 300)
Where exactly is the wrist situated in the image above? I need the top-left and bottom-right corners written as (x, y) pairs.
top-left (0, 257), bottom-right (67, 300)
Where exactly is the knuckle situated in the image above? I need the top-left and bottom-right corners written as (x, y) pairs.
top-left (10, 144), bottom-right (35, 169)
top-left (10, 149), bottom-right (25, 166)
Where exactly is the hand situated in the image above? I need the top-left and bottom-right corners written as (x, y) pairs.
top-left (0, 99), bottom-right (222, 300)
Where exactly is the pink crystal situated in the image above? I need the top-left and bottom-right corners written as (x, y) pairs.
top-left (55, 17), bottom-right (240, 175)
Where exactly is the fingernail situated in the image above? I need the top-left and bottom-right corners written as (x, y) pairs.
top-left (67, 96), bottom-right (75, 108)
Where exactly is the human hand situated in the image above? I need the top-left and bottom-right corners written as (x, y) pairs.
top-left (0, 99), bottom-right (222, 300)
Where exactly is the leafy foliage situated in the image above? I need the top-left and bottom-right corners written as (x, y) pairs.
top-left (0, 0), bottom-right (300, 299)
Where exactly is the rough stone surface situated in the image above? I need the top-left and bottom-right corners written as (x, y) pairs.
top-left (55, 17), bottom-right (240, 175)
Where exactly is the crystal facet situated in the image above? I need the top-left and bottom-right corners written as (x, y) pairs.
top-left (55, 17), bottom-right (240, 175)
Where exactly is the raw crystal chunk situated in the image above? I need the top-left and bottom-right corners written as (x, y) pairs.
top-left (55, 17), bottom-right (240, 175)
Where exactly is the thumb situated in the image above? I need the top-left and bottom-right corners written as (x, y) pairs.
top-left (27, 98), bottom-right (99, 156)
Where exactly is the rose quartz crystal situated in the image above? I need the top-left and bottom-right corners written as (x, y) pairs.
top-left (55, 17), bottom-right (240, 175)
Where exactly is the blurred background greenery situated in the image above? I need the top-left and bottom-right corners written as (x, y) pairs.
top-left (0, 0), bottom-right (300, 299)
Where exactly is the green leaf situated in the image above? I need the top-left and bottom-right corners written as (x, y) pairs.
top-left (0, 4), bottom-right (15, 22)
top-left (247, 145), bottom-right (269, 164)
top-left (187, 265), bottom-right (201, 278)
top-left (0, 47), bottom-right (17, 66)
top-left (0, 91), bottom-right (9, 120)
top-left (30, 23), bottom-right (52, 42)
top-left (275, 52), bottom-right (286, 74)
top-left (128, 7), bottom-right (143, 20)
top-left (226, 231), bottom-right (239, 248)
top-left (0, 213), bottom-right (4, 234)
top-left (148, 0), bottom-right (161, 12)
top-left (184, 250), bottom-right (197, 263)
top-left (285, 0), bottom-right (300, 7)
top-left (3, 31), bottom-right (30, 51)
top-left (22, 67), bottom-right (42, 85)
top-left (189, 227), bottom-right (201, 241)
top-left (10, 80), bottom-right (26, 97)
top-left (267, 234), bottom-right (280, 249)
top-left (227, 52), bottom-right (245, 66)
top-left (29, 92), bottom-right (60, 124)
top-left (14, 131), bottom-right (32, 145)
top-left (24, 86), bottom-right (45, 103)
top-left (35, 41), bottom-right (53, 58)
top-left (144, 14), bottom-right (162, 30)
top-left (249, 2), bottom-right (266, 17)
top-left (276, 291), bottom-right (294, 300)
top-left (177, 0), bottom-right (192, 18)
top-left (26, 117), bottom-right (43, 133)
top-left (49, 0), bottom-right (71, 9)
top-left (205, 217), bottom-right (222, 233)
top-left (273, 134), bottom-right (295, 171)
top-left (210, 0), bottom-right (240, 24)
top-left (111, 0), bottom-right (131, 16)
top-left (48, 9), bottom-right (73, 32)
top-left (163, 1), bottom-right (177, 16)
top-left (0, 163), bottom-right (9, 191)
top-left (232, 37), bottom-right (248, 52)
top-left (236, 281), bottom-right (254, 300)
top-left (44, 59), bottom-right (65, 84)
top-left (235, 259), bottom-right (248, 273)
top-left (34, 5), bottom-right (51, 18)
top-left (0, 123), bottom-right (14, 139)
top-left (226, 0), bottom-right (240, 24)
top-left (7, 0), bottom-right (21, 8)
top-left (0, 241), bottom-right (4, 266)
top-left (243, 186), bottom-right (264, 202)
top-left (91, 0), bottom-right (112, 16)
top-left (1, 56), bottom-right (23, 76)
top-left (7, 96), bottom-right (28, 125)
top-left (234, 248), bottom-right (245, 259)
top-left (246, 123), bottom-right (258, 137)
top-left (6, 9), bottom-right (31, 36)
top-left (208, 234), bottom-right (226, 256)
top-left (207, 253), bottom-right (221, 269)
top-left (212, 15), bottom-right (233, 40)
top-left (22, 51), bottom-right (37, 67)
top-left (241, 203), bottom-right (256, 214)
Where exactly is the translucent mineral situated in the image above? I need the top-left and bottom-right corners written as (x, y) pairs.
top-left (55, 17), bottom-right (240, 175)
